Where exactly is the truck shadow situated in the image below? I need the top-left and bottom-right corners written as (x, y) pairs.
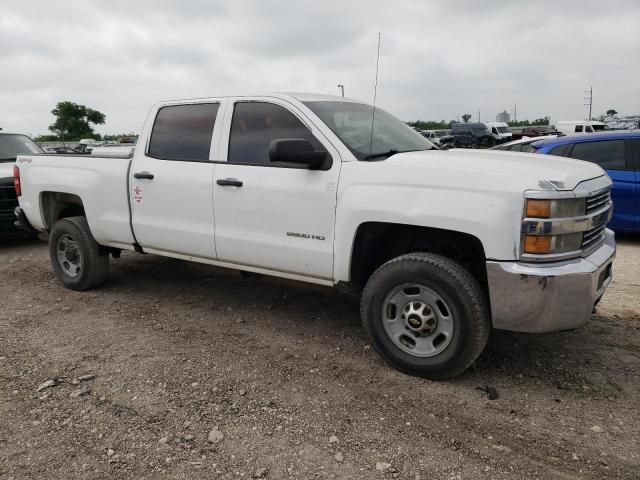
top-left (0, 234), bottom-right (44, 251)
top-left (103, 252), bottom-right (639, 391)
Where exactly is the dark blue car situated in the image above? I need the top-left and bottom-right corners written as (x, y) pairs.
top-left (531, 131), bottom-right (640, 233)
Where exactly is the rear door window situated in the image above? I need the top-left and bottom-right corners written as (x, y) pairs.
top-left (569, 140), bottom-right (628, 170)
top-left (148, 103), bottom-right (219, 161)
top-left (575, 125), bottom-right (584, 132)
top-left (632, 139), bottom-right (640, 170)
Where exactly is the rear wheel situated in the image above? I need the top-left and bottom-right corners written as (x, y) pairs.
top-left (361, 253), bottom-right (490, 380)
top-left (49, 216), bottom-right (109, 291)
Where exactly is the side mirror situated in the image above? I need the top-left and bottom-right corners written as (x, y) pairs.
top-left (268, 139), bottom-right (327, 169)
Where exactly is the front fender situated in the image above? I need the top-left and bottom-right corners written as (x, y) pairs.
top-left (333, 183), bottom-right (522, 283)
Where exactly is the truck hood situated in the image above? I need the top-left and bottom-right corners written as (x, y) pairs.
top-left (0, 162), bottom-right (14, 180)
top-left (386, 149), bottom-right (605, 191)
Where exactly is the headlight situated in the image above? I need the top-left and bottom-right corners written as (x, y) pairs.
top-left (522, 232), bottom-right (583, 254)
top-left (524, 198), bottom-right (585, 219)
top-left (522, 197), bottom-right (587, 257)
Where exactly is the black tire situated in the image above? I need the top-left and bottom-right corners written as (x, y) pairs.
top-left (361, 253), bottom-right (490, 380)
top-left (49, 216), bottom-right (109, 291)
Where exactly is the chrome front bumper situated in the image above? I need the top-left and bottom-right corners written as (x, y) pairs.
top-left (486, 229), bottom-right (616, 333)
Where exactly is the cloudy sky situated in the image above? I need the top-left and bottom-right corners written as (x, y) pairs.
top-left (1, 0), bottom-right (639, 136)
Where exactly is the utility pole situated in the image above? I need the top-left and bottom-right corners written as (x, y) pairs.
top-left (584, 86), bottom-right (593, 120)
top-left (477, 110), bottom-right (481, 122)
top-left (337, 84), bottom-right (344, 97)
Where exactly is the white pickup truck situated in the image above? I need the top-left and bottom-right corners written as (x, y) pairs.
top-left (14, 93), bottom-right (616, 379)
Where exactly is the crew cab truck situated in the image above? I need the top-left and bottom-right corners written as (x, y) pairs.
top-left (14, 93), bottom-right (616, 380)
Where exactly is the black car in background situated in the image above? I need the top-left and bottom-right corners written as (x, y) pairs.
top-left (445, 122), bottom-right (496, 148)
top-left (0, 132), bottom-right (43, 233)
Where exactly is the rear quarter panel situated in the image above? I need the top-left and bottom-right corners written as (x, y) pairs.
top-left (16, 154), bottom-right (135, 247)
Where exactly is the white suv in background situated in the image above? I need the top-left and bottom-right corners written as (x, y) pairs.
top-left (555, 120), bottom-right (607, 135)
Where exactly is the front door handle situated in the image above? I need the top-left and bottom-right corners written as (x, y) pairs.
top-left (216, 178), bottom-right (243, 187)
top-left (134, 171), bottom-right (154, 180)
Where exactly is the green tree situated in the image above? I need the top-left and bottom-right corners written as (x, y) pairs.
top-left (606, 109), bottom-right (617, 116)
top-left (49, 101), bottom-right (106, 141)
top-left (407, 120), bottom-right (450, 130)
top-left (33, 134), bottom-right (61, 142)
top-left (461, 113), bottom-right (472, 123)
top-left (531, 116), bottom-right (550, 125)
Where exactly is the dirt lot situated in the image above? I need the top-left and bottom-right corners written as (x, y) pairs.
top-left (1, 236), bottom-right (639, 479)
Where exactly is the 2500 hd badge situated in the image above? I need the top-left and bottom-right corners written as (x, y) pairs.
top-left (286, 232), bottom-right (326, 241)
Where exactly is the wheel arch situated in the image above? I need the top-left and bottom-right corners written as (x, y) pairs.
top-left (40, 191), bottom-right (86, 230)
top-left (348, 222), bottom-right (489, 297)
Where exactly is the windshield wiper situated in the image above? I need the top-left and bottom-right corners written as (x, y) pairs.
top-left (363, 149), bottom-right (429, 160)
top-left (363, 149), bottom-right (399, 160)
top-left (0, 158), bottom-right (16, 162)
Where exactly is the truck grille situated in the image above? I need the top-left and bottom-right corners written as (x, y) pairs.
top-left (585, 190), bottom-right (611, 214)
top-left (581, 188), bottom-right (612, 252)
top-left (0, 180), bottom-right (18, 222)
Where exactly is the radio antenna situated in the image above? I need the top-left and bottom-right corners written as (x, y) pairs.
top-left (369, 32), bottom-right (382, 157)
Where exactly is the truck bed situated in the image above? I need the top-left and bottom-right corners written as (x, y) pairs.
top-left (16, 153), bottom-right (136, 249)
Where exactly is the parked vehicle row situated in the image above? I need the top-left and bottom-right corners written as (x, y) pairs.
top-left (420, 129), bottom-right (451, 146)
top-left (511, 125), bottom-right (561, 141)
top-left (13, 93), bottom-right (616, 379)
top-left (431, 122), bottom-right (513, 149)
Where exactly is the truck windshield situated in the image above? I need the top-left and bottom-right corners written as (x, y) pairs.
top-left (497, 126), bottom-right (510, 133)
top-left (0, 134), bottom-right (43, 162)
top-left (303, 101), bottom-right (435, 160)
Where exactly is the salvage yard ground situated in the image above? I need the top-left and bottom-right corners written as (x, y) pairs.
top-left (1, 236), bottom-right (639, 479)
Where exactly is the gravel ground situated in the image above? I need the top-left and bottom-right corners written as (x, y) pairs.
top-left (1, 235), bottom-right (639, 479)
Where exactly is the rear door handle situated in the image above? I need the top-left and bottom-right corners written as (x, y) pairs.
top-left (216, 178), bottom-right (243, 187)
top-left (134, 171), bottom-right (154, 180)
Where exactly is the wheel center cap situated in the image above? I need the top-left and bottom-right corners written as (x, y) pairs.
top-left (65, 249), bottom-right (77, 262)
top-left (407, 315), bottom-right (422, 329)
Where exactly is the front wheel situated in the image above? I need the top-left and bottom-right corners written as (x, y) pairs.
top-left (49, 216), bottom-right (109, 291)
top-left (361, 253), bottom-right (490, 380)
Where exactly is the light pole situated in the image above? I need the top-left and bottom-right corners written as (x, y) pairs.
top-left (337, 84), bottom-right (344, 97)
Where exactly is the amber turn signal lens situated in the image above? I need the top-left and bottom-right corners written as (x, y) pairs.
top-left (525, 199), bottom-right (551, 218)
top-left (523, 235), bottom-right (551, 254)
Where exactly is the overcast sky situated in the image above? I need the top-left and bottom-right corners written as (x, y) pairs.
top-left (1, 0), bottom-right (639, 136)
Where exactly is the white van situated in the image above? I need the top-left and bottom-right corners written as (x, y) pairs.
top-left (485, 122), bottom-right (512, 143)
top-left (555, 120), bottom-right (607, 135)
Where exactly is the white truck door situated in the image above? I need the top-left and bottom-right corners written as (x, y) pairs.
top-left (130, 101), bottom-right (225, 259)
top-left (213, 99), bottom-right (340, 281)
